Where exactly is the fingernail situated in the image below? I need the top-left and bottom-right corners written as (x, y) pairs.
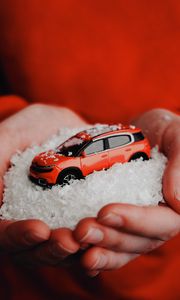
top-left (87, 270), bottom-right (100, 277)
top-left (98, 213), bottom-right (124, 226)
top-left (24, 231), bottom-right (47, 244)
top-left (175, 190), bottom-right (180, 201)
top-left (91, 254), bottom-right (107, 269)
top-left (52, 242), bottom-right (76, 255)
top-left (80, 228), bottom-right (104, 243)
top-left (51, 243), bottom-right (69, 258)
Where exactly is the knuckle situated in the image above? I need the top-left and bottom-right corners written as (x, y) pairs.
top-left (120, 205), bottom-right (146, 226)
top-left (111, 240), bottom-right (123, 252)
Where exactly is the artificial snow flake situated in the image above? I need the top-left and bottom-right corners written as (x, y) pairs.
top-left (0, 127), bottom-right (167, 229)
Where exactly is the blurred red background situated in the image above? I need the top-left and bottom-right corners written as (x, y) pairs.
top-left (0, 1), bottom-right (179, 299)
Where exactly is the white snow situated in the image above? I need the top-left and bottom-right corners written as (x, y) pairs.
top-left (0, 127), bottom-right (167, 229)
top-left (61, 136), bottom-right (84, 147)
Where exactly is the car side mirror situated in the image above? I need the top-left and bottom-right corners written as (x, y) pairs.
top-left (81, 151), bottom-right (86, 158)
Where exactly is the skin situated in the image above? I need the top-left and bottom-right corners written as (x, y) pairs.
top-left (74, 109), bottom-right (180, 276)
top-left (0, 104), bottom-right (179, 275)
top-left (0, 104), bottom-right (85, 265)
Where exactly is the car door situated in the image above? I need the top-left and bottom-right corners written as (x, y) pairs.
top-left (107, 134), bottom-right (132, 167)
top-left (80, 139), bottom-right (109, 176)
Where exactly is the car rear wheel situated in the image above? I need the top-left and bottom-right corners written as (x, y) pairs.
top-left (57, 169), bottom-right (82, 186)
top-left (129, 152), bottom-right (149, 162)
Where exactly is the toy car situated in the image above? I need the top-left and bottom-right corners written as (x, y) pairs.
top-left (29, 124), bottom-right (151, 187)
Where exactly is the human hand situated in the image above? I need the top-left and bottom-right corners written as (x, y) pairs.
top-left (133, 108), bottom-right (180, 213)
top-left (73, 108), bottom-right (180, 276)
top-left (0, 102), bottom-right (86, 266)
top-left (74, 204), bottom-right (180, 276)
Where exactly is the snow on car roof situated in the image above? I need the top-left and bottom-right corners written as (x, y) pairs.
top-left (77, 124), bottom-right (136, 139)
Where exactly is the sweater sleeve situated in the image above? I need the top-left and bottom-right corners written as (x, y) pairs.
top-left (0, 95), bottom-right (28, 121)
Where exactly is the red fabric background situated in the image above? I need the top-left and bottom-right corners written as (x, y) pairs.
top-left (0, 1), bottom-right (180, 299)
top-left (0, 0), bottom-right (180, 122)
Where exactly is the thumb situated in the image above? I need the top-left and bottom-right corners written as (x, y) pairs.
top-left (163, 155), bottom-right (180, 214)
top-left (0, 128), bottom-right (17, 205)
top-left (0, 164), bottom-right (9, 205)
top-left (0, 177), bottom-right (3, 205)
top-left (162, 120), bottom-right (180, 214)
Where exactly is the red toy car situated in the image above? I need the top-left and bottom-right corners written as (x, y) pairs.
top-left (29, 124), bottom-right (151, 187)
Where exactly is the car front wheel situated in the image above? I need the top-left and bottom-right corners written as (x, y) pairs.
top-left (56, 169), bottom-right (82, 186)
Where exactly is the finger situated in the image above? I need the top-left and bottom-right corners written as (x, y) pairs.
top-left (13, 228), bottom-right (80, 266)
top-left (0, 151), bottom-right (9, 206)
top-left (81, 247), bottom-right (138, 271)
top-left (161, 119), bottom-right (180, 213)
top-left (74, 218), bottom-right (164, 253)
top-left (0, 219), bottom-right (50, 252)
top-left (97, 204), bottom-right (180, 240)
top-left (163, 158), bottom-right (180, 213)
top-left (133, 110), bottom-right (180, 213)
top-left (86, 270), bottom-right (100, 277)
top-left (0, 177), bottom-right (4, 204)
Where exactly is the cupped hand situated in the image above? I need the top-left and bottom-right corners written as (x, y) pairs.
top-left (133, 108), bottom-right (180, 213)
top-left (73, 109), bottom-right (180, 276)
top-left (0, 102), bottom-right (86, 266)
top-left (74, 204), bottom-right (180, 276)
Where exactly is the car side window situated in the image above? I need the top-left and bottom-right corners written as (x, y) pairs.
top-left (133, 132), bottom-right (144, 141)
top-left (108, 135), bottom-right (131, 149)
top-left (84, 140), bottom-right (104, 155)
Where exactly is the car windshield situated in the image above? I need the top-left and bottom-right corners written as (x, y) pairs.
top-left (56, 136), bottom-right (88, 157)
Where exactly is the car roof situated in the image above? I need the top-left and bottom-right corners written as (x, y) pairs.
top-left (76, 124), bottom-right (141, 141)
